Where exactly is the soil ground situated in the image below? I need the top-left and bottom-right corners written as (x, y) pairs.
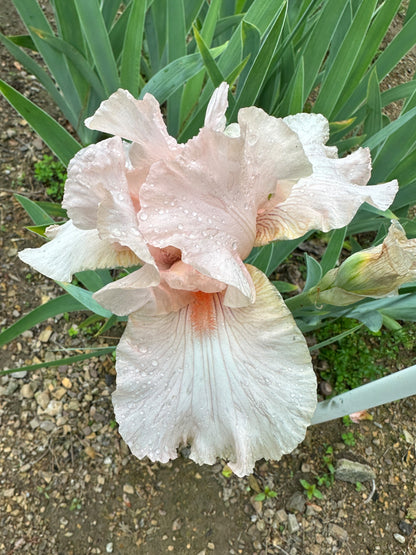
top-left (1, 2), bottom-right (416, 554)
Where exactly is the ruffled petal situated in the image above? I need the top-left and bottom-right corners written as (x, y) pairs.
top-left (63, 137), bottom-right (126, 230)
top-left (255, 113), bottom-right (398, 244)
top-left (96, 189), bottom-right (154, 265)
top-left (113, 265), bottom-right (316, 476)
top-left (85, 89), bottom-right (176, 151)
top-left (85, 90), bottom-right (181, 209)
top-left (139, 128), bottom-right (257, 302)
top-left (18, 221), bottom-right (140, 282)
top-left (63, 136), bottom-right (154, 265)
top-left (204, 82), bottom-right (229, 132)
top-left (93, 266), bottom-right (188, 316)
top-left (238, 107), bottom-right (312, 206)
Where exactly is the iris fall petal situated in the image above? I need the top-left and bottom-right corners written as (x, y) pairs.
top-left (18, 221), bottom-right (140, 282)
top-left (113, 265), bottom-right (316, 476)
top-left (255, 113), bottom-right (398, 244)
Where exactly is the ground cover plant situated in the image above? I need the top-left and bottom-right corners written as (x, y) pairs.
top-left (1, 0), bottom-right (416, 475)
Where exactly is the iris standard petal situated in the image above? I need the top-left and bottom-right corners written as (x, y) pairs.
top-left (139, 128), bottom-right (257, 302)
top-left (238, 107), bottom-right (312, 206)
top-left (85, 89), bottom-right (176, 151)
top-left (113, 265), bottom-right (316, 477)
top-left (18, 221), bottom-right (140, 282)
top-left (204, 81), bottom-right (229, 132)
top-left (63, 136), bottom-right (154, 265)
top-left (63, 137), bottom-right (127, 230)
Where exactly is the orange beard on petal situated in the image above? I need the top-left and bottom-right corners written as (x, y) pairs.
top-left (189, 291), bottom-right (217, 336)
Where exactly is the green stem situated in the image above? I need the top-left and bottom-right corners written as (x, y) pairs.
top-left (285, 286), bottom-right (319, 312)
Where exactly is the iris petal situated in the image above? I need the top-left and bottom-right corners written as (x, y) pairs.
top-left (113, 265), bottom-right (316, 476)
top-left (255, 113), bottom-right (398, 244)
top-left (18, 221), bottom-right (140, 282)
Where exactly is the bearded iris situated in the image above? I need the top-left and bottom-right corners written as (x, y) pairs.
top-left (19, 83), bottom-right (398, 476)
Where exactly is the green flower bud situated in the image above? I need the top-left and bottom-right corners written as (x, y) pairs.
top-left (316, 221), bottom-right (416, 306)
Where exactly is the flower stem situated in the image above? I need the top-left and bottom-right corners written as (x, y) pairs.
top-left (285, 287), bottom-right (318, 312)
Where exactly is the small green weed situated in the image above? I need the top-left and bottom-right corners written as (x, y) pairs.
top-left (68, 325), bottom-right (79, 337)
top-left (254, 486), bottom-right (277, 502)
top-left (222, 465), bottom-right (233, 478)
top-left (317, 445), bottom-right (335, 487)
top-left (34, 154), bottom-right (66, 201)
top-left (342, 415), bottom-right (352, 428)
top-left (69, 497), bottom-right (82, 511)
top-left (355, 481), bottom-right (363, 492)
top-left (36, 485), bottom-right (50, 499)
top-left (341, 431), bottom-right (356, 446)
top-left (300, 479), bottom-right (323, 500)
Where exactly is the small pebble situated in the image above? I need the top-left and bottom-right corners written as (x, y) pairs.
top-left (38, 326), bottom-right (53, 343)
top-left (287, 513), bottom-right (299, 534)
top-left (328, 523), bottom-right (348, 541)
top-left (287, 491), bottom-right (306, 514)
top-left (275, 509), bottom-right (288, 523)
top-left (335, 459), bottom-right (375, 483)
top-left (35, 391), bottom-right (50, 410)
top-left (398, 521), bottom-right (413, 536)
top-left (105, 542), bottom-right (113, 553)
top-left (61, 377), bottom-right (72, 389)
top-left (21, 384), bottom-right (34, 399)
top-left (394, 533), bottom-right (406, 544)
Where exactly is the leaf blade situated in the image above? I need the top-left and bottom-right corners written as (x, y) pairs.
top-left (0, 79), bottom-right (81, 166)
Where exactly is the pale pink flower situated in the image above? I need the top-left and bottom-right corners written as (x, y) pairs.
top-left (19, 83), bottom-right (398, 475)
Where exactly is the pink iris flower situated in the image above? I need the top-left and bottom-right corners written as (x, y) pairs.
top-left (19, 83), bottom-right (398, 476)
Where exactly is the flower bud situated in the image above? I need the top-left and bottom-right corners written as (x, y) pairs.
top-left (317, 221), bottom-right (416, 306)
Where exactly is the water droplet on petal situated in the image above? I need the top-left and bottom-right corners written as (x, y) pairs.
top-left (151, 360), bottom-right (158, 367)
top-left (139, 212), bottom-right (148, 221)
top-left (178, 223), bottom-right (184, 230)
top-left (139, 346), bottom-right (148, 353)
